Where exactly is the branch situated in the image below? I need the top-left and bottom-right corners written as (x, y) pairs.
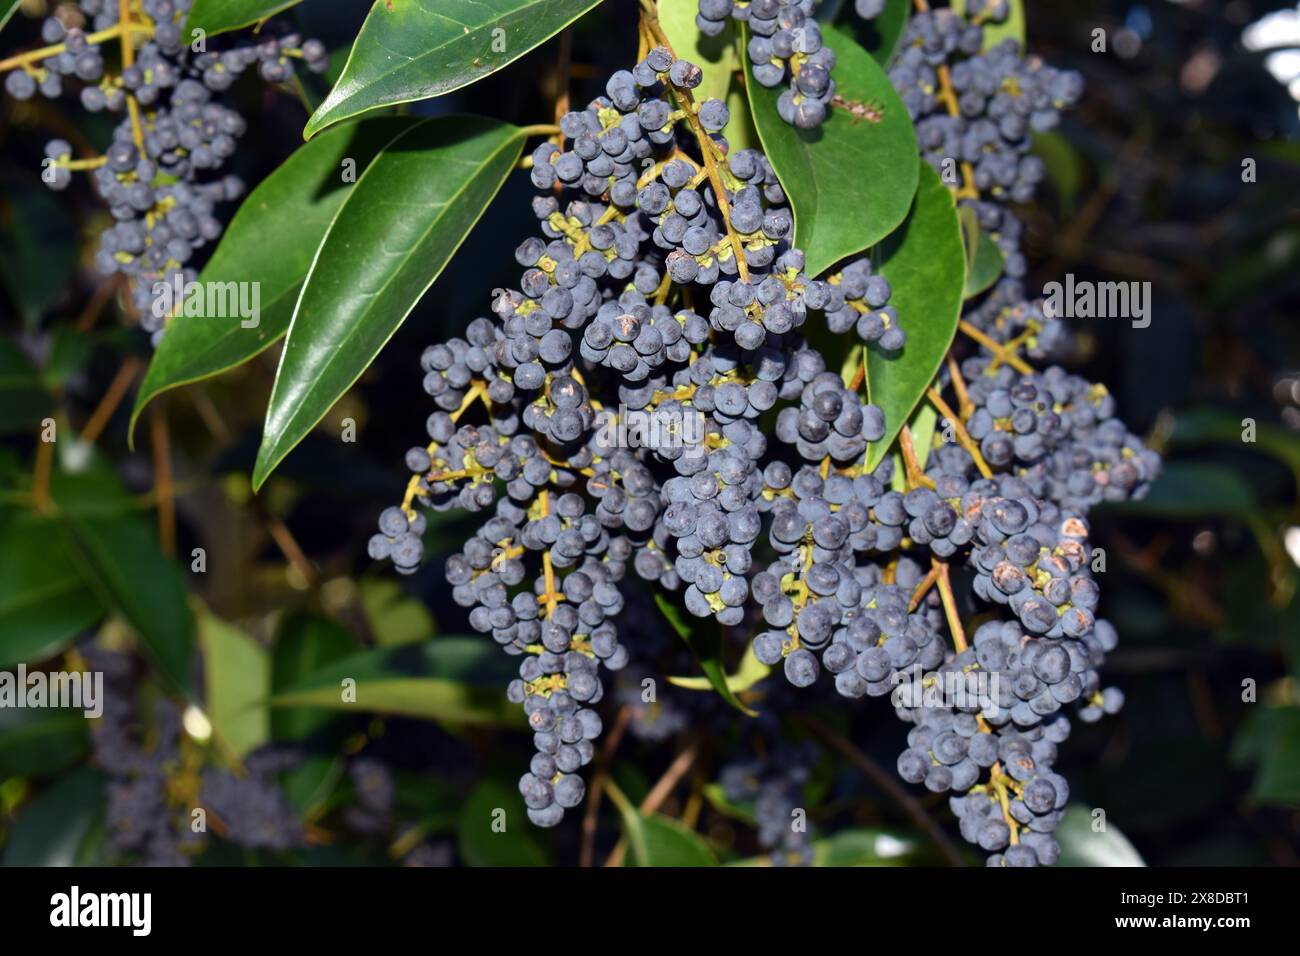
top-left (795, 712), bottom-right (965, 867)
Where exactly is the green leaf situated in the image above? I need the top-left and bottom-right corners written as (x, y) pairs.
top-left (813, 827), bottom-right (918, 866)
top-left (270, 611), bottom-right (357, 741)
top-left (457, 779), bottom-right (548, 867)
top-left (0, 707), bottom-right (89, 777)
top-left (186, 0), bottom-right (305, 36)
top-left (0, 340), bottom-right (51, 433)
top-left (131, 117), bottom-right (417, 441)
top-left (606, 781), bottom-right (717, 866)
top-left (252, 116), bottom-right (524, 490)
top-left (668, 643), bottom-right (770, 695)
top-left (1054, 805), bottom-right (1146, 866)
top-left (952, 0), bottom-right (1025, 51)
top-left (40, 326), bottom-right (95, 391)
top-left (360, 578), bottom-right (435, 647)
top-left (60, 512), bottom-right (195, 692)
top-left (702, 782), bottom-right (757, 826)
top-left (281, 754), bottom-right (346, 815)
top-left (0, 180), bottom-right (76, 326)
top-left (200, 612), bottom-right (270, 759)
top-left (1099, 462), bottom-right (1256, 519)
top-left (1232, 706), bottom-right (1300, 804)
top-left (659, 0), bottom-right (759, 153)
top-left (659, 0), bottom-right (738, 105)
top-left (1032, 130), bottom-right (1082, 215)
top-left (746, 23), bottom-right (918, 277)
top-left (0, 2), bottom-right (23, 34)
top-left (654, 593), bottom-right (756, 717)
top-left (270, 637), bottom-right (524, 727)
top-left (959, 204), bottom-right (1004, 298)
top-left (3, 768), bottom-right (105, 866)
top-left (0, 514), bottom-right (103, 668)
top-left (1167, 406), bottom-right (1300, 496)
top-left (863, 161), bottom-right (964, 470)
top-left (304, 0), bottom-right (604, 138)
top-left (845, 0), bottom-right (910, 67)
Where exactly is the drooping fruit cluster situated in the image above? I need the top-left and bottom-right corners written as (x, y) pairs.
top-left (344, 7), bottom-right (1155, 866)
top-left (0, 0), bottom-right (326, 344)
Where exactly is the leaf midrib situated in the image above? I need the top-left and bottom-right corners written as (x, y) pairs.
top-left (257, 121), bottom-right (522, 481)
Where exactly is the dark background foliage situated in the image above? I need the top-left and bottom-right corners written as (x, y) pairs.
top-left (1, 0), bottom-right (1298, 866)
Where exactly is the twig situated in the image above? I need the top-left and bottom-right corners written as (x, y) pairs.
top-left (603, 740), bottom-right (700, 867)
top-left (81, 357), bottom-right (143, 445)
top-left (927, 388), bottom-right (992, 478)
top-left (898, 425), bottom-right (935, 490)
top-left (932, 557), bottom-right (968, 653)
top-left (958, 320), bottom-right (1034, 375)
top-left (908, 562), bottom-right (941, 611)
top-left (150, 405), bottom-right (175, 556)
top-left (795, 712), bottom-right (965, 866)
top-left (119, 0), bottom-right (146, 152)
top-left (75, 276), bottom-right (123, 333)
top-left (638, 0), bottom-right (749, 282)
top-left (946, 355), bottom-right (974, 420)
top-left (579, 705), bottom-right (632, 867)
top-left (32, 424), bottom-right (55, 514)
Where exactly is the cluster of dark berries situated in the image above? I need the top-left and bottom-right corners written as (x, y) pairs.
top-left (0, 0), bottom-right (326, 344)
top-left (86, 646), bottom-right (307, 863)
top-left (361, 9), bottom-right (1156, 866)
top-left (695, 0), bottom-right (886, 129)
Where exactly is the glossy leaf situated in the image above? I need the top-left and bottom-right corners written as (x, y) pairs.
top-left (814, 826), bottom-right (918, 865)
top-left (1168, 406), bottom-right (1300, 496)
top-left (1100, 462), bottom-right (1254, 519)
top-left (458, 779), bottom-right (548, 866)
top-left (962, 214), bottom-right (1005, 299)
top-left (304, 0), bottom-right (604, 138)
top-left (846, 0), bottom-right (910, 67)
top-left (1055, 804), bottom-right (1146, 866)
top-left (2, 768), bottom-right (105, 866)
top-left (186, 0), bottom-right (304, 35)
top-left (606, 781), bottom-right (717, 867)
top-left (0, 514), bottom-right (103, 668)
top-left (659, 0), bottom-right (739, 105)
top-left (253, 116), bottom-right (524, 489)
top-left (952, 0), bottom-right (1025, 51)
top-left (271, 611), bottom-right (357, 741)
top-left (0, 2), bottom-right (22, 34)
top-left (0, 181), bottom-right (76, 326)
top-left (746, 23), bottom-right (918, 277)
top-left (200, 612), bottom-right (271, 759)
top-left (1232, 706), bottom-right (1300, 804)
top-left (131, 117), bottom-right (417, 440)
top-left (0, 708), bottom-right (90, 777)
top-left (864, 161), bottom-right (964, 469)
top-left (668, 643), bottom-right (770, 695)
top-left (60, 512), bottom-right (195, 693)
top-left (360, 578), bottom-right (435, 647)
top-left (270, 637), bottom-right (524, 727)
top-left (0, 341), bottom-right (51, 433)
top-left (654, 593), bottom-right (756, 717)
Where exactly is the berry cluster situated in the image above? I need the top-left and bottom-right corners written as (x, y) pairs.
top-left (352, 8), bottom-right (1155, 865)
top-left (696, 0), bottom-right (887, 130)
top-left (1, 0), bottom-right (326, 343)
top-left (86, 646), bottom-right (306, 864)
top-left (889, 7), bottom-right (1082, 283)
